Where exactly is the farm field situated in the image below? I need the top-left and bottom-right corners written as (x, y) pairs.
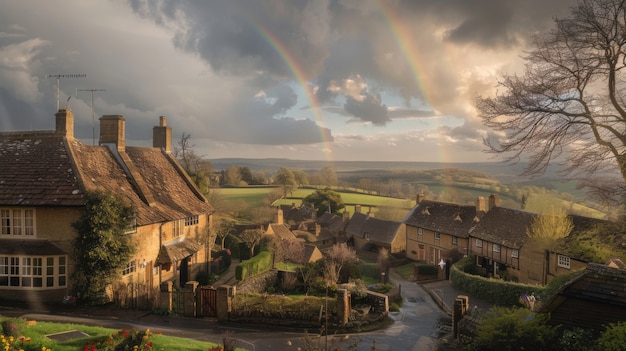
top-left (214, 187), bottom-right (415, 213)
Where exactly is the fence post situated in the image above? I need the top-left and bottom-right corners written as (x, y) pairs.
top-left (184, 281), bottom-right (199, 317)
top-left (336, 289), bottom-right (351, 326)
top-left (217, 285), bottom-right (234, 322)
top-left (159, 281), bottom-right (173, 312)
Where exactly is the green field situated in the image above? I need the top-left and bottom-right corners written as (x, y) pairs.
top-left (214, 187), bottom-right (415, 214)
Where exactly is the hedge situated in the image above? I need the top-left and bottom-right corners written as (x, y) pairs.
top-left (449, 255), bottom-right (588, 307)
top-left (236, 251), bottom-right (273, 281)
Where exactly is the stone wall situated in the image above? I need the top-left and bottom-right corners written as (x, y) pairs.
top-left (236, 270), bottom-right (278, 294)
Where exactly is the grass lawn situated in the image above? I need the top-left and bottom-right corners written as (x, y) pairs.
top-left (393, 263), bottom-right (416, 280)
top-left (0, 316), bottom-right (241, 351)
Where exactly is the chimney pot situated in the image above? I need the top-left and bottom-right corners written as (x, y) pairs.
top-left (99, 115), bottom-right (126, 151)
top-left (55, 108), bottom-right (74, 139)
top-left (153, 116), bottom-right (172, 152)
top-left (476, 196), bottom-right (486, 212)
top-left (489, 194), bottom-right (500, 210)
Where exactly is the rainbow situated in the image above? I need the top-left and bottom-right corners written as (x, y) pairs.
top-left (375, 0), bottom-right (435, 107)
top-left (250, 22), bottom-right (333, 158)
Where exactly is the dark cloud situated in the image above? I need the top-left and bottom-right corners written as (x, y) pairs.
top-left (344, 93), bottom-right (389, 126)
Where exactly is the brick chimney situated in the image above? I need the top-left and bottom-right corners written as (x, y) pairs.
top-left (275, 207), bottom-right (284, 225)
top-left (99, 115), bottom-right (126, 151)
top-left (417, 192), bottom-right (425, 204)
top-left (355, 205), bottom-right (362, 213)
top-left (489, 194), bottom-right (500, 210)
top-left (343, 210), bottom-right (350, 221)
top-left (153, 116), bottom-right (172, 153)
top-left (55, 108), bottom-right (74, 138)
top-left (476, 196), bottom-right (486, 212)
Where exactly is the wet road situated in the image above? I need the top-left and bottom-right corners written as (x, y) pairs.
top-left (15, 277), bottom-right (450, 351)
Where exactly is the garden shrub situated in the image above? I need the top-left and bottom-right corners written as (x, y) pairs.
top-left (596, 321), bottom-right (626, 351)
top-left (416, 264), bottom-right (438, 276)
top-left (1, 318), bottom-right (23, 338)
top-left (235, 251), bottom-right (272, 281)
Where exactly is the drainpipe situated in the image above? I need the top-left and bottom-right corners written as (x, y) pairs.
top-left (158, 222), bottom-right (165, 286)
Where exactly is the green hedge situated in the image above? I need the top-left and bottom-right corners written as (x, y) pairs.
top-left (450, 255), bottom-right (587, 306)
top-left (236, 251), bottom-right (273, 281)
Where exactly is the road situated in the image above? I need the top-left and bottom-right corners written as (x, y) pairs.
top-left (14, 276), bottom-right (450, 351)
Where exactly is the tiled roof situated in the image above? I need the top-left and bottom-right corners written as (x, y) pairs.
top-left (469, 207), bottom-right (537, 249)
top-left (266, 223), bottom-right (296, 241)
top-left (0, 239), bottom-right (67, 255)
top-left (0, 130), bottom-right (213, 225)
top-left (0, 131), bottom-right (84, 206)
top-left (317, 212), bottom-right (345, 232)
top-left (345, 212), bottom-right (402, 244)
top-left (404, 200), bottom-right (483, 237)
top-left (539, 263), bottom-right (626, 333)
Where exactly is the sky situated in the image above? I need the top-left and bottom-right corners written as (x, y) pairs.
top-left (0, 0), bottom-right (577, 163)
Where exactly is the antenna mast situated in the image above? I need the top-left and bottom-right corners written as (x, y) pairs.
top-left (77, 88), bottom-right (106, 145)
top-left (46, 74), bottom-right (86, 111)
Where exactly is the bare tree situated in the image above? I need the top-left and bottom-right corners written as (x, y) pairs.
top-left (214, 218), bottom-right (235, 250)
top-left (239, 228), bottom-right (264, 258)
top-left (476, 0), bottom-right (626, 209)
top-left (324, 243), bottom-right (357, 284)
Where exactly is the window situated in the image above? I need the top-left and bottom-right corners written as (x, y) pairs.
top-left (172, 219), bottom-right (183, 238)
top-left (512, 249), bottom-right (519, 258)
top-left (124, 214), bottom-right (137, 234)
top-left (122, 260), bottom-right (136, 276)
top-left (1, 209), bottom-right (35, 237)
top-left (434, 232), bottom-right (440, 240)
top-left (452, 237), bottom-right (458, 245)
top-left (185, 215), bottom-right (199, 226)
top-left (418, 228), bottom-right (423, 236)
top-left (557, 255), bottom-right (571, 269)
top-left (0, 255), bottom-right (66, 289)
top-left (475, 239), bottom-right (483, 248)
top-left (493, 244), bottom-right (501, 253)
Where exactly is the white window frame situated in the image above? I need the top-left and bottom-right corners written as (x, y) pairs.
top-left (434, 232), bottom-right (440, 240)
top-left (452, 236), bottom-right (458, 245)
top-left (475, 239), bottom-right (483, 248)
top-left (0, 255), bottom-right (66, 289)
top-left (511, 249), bottom-right (519, 258)
top-left (493, 244), bottom-right (501, 253)
top-left (557, 255), bottom-right (571, 269)
top-left (418, 228), bottom-right (423, 236)
top-left (1, 208), bottom-right (36, 237)
top-left (185, 215), bottom-right (199, 226)
top-left (122, 260), bottom-right (137, 276)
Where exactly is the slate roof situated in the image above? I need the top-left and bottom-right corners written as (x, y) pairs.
top-left (403, 200), bottom-right (483, 237)
top-left (0, 127), bottom-right (213, 226)
top-left (317, 212), bottom-right (345, 232)
top-left (539, 263), bottom-right (626, 333)
top-left (0, 131), bottom-right (84, 206)
top-left (469, 207), bottom-right (537, 249)
top-left (345, 212), bottom-right (403, 245)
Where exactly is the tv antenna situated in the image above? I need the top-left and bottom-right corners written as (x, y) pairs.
top-left (77, 88), bottom-right (106, 145)
top-left (46, 74), bottom-right (86, 111)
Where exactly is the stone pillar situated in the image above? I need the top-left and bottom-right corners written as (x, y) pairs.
top-left (336, 289), bottom-right (351, 326)
top-left (217, 285), bottom-right (234, 322)
top-left (453, 295), bottom-right (469, 339)
top-left (184, 281), bottom-right (199, 317)
top-left (159, 281), bottom-right (173, 312)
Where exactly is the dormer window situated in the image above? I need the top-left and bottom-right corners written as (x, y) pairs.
top-left (454, 214), bottom-right (462, 222)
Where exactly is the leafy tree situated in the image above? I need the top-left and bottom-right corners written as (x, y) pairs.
top-left (526, 204), bottom-right (574, 252)
top-left (597, 321), bottom-right (626, 351)
top-left (71, 191), bottom-right (135, 304)
top-left (476, 0), bottom-right (626, 209)
top-left (274, 167), bottom-right (297, 198)
top-left (240, 166), bottom-right (253, 184)
top-left (303, 188), bottom-right (345, 217)
top-left (470, 307), bottom-right (560, 351)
